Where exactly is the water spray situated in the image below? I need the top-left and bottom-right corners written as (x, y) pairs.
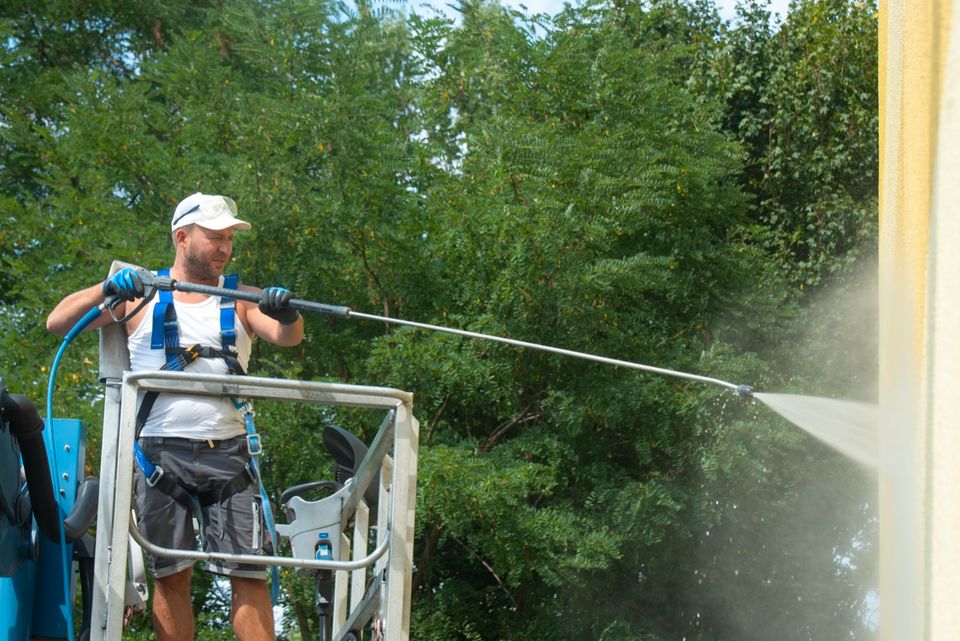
top-left (121, 271), bottom-right (754, 398)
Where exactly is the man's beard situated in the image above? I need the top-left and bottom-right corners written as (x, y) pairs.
top-left (183, 247), bottom-right (224, 282)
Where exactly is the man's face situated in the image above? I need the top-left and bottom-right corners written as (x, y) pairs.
top-left (179, 225), bottom-right (236, 281)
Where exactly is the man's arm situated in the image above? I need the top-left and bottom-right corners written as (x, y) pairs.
top-left (241, 286), bottom-right (304, 346)
top-left (46, 282), bottom-right (120, 337)
top-left (47, 268), bottom-right (145, 337)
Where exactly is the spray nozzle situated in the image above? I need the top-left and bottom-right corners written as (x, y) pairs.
top-left (735, 384), bottom-right (754, 399)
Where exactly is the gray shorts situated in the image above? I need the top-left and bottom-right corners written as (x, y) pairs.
top-left (133, 436), bottom-right (272, 579)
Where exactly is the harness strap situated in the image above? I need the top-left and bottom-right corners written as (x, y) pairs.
top-left (138, 269), bottom-right (247, 435)
top-left (136, 270), bottom-right (278, 601)
top-left (220, 273), bottom-right (239, 355)
top-left (133, 345), bottom-right (246, 440)
top-left (194, 464), bottom-right (258, 508)
top-left (135, 269), bottom-right (247, 494)
top-left (132, 340), bottom-right (204, 487)
top-left (235, 399), bottom-right (280, 604)
top-left (150, 268), bottom-right (181, 369)
top-left (136, 445), bottom-right (258, 515)
top-left (149, 268), bottom-right (241, 362)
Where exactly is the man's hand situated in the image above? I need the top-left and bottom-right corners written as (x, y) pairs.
top-left (102, 268), bottom-right (145, 301)
top-left (259, 287), bottom-right (300, 325)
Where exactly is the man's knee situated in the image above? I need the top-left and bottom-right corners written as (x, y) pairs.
top-left (230, 576), bottom-right (269, 598)
top-left (230, 576), bottom-right (274, 641)
top-left (150, 568), bottom-right (195, 641)
top-left (155, 567), bottom-right (193, 595)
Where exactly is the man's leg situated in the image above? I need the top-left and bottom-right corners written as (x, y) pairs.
top-left (152, 567), bottom-right (195, 641)
top-left (135, 439), bottom-right (199, 640)
top-left (231, 576), bottom-right (275, 641)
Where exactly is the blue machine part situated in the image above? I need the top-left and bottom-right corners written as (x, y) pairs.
top-left (0, 418), bottom-right (30, 577)
top-left (0, 554), bottom-right (37, 641)
top-left (0, 417), bottom-right (85, 641)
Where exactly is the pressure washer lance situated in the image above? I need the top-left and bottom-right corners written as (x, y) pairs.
top-left (132, 271), bottom-right (754, 398)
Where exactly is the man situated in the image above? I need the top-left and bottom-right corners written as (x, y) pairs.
top-left (47, 192), bottom-right (304, 641)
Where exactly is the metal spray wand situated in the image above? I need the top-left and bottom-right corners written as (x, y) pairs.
top-left (130, 271), bottom-right (754, 398)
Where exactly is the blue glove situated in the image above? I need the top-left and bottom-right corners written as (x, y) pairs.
top-left (102, 268), bottom-right (145, 302)
top-left (259, 287), bottom-right (300, 325)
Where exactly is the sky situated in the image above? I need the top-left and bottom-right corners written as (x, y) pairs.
top-left (425, 0), bottom-right (793, 23)
top-left (712, 0), bottom-right (792, 21)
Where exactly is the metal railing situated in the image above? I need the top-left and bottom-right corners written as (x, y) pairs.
top-left (89, 370), bottom-right (419, 641)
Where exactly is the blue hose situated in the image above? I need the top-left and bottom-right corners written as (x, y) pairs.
top-left (46, 304), bottom-right (103, 641)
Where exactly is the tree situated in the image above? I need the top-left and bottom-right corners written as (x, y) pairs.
top-left (693, 0), bottom-right (878, 289)
top-left (0, 0), bottom-right (879, 639)
top-left (386, 2), bottom-right (804, 639)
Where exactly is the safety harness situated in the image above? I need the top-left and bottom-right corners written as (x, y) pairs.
top-left (132, 269), bottom-right (279, 601)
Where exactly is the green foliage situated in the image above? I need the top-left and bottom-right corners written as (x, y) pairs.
top-left (0, 0), bottom-right (877, 639)
top-left (693, 0), bottom-right (878, 288)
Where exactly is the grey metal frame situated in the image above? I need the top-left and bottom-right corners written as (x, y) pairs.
top-left (89, 370), bottom-right (419, 641)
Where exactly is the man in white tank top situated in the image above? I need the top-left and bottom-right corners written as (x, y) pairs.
top-left (47, 192), bottom-right (303, 641)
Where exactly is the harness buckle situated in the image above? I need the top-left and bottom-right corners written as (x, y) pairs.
top-left (145, 465), bottom-right (165, 488)
top-left (167, 344), bottom-right (203, 372)
top-left (185, 343), bottom-right (203, 361)
top-left (221, 328), bottom-right (237, 346)
top-left (246, 432), bottom-right (263, 457)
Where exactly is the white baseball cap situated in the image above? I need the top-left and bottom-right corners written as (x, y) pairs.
top-left (171, 193), bottom-right (251, 231)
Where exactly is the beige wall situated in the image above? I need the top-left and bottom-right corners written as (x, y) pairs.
top-left (879, 1), bottom-right (957, 638)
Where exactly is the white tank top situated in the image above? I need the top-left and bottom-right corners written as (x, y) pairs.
top-left (128, 286), bottom-right (253, 439)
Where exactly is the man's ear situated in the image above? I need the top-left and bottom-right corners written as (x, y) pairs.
top-left (173, 227), bottom-right (189, 246)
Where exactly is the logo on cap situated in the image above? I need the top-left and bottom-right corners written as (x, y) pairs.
top-left (171, 193), bottom-right (251, 231)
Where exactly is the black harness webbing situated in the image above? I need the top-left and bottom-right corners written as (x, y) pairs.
top-left (134, 346), bottom-right (253, 511)
top-left (134, 345), bottom-right (246, 436)
top-left (134, 271), bottom-right (251, 510)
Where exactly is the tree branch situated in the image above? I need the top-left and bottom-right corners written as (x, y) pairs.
top-left (411, 519), bottom-right (443, 597)
top-left (448, 533), bottom-right (518, 610)
top-left (481, 411), bottom-right (542, 452)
